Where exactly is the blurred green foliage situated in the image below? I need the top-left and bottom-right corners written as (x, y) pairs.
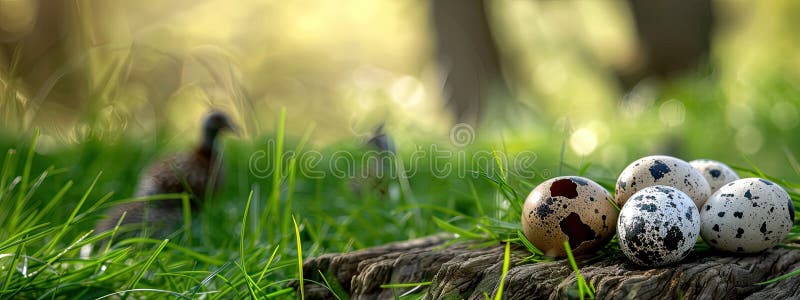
top-left (0, 1), bottom-right (799, 296)
top-left (0, 1), bottom-right (798, 177)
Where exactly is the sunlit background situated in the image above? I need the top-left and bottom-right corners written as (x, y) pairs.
top-left (2, 0), bottom-right (800, 175)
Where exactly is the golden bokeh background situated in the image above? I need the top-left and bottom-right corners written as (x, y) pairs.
top-left (2, 0), bottom-right (800, 172)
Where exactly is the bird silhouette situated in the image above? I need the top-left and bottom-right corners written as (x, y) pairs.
top-left (94, 111), bottom-right (237, 239)
top-left (350, 124), bottom-right (396, 197)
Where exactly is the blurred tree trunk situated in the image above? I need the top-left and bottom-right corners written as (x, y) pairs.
top-left (620, 0), bottom-right (714, 88)
top-left (0, 0), bottom-right (80, 131)
top-left (622, 0), bottom-right (714, 156)
top-left (431, 0), bottom-right (508, 125)
top-left (0, 1), bottom-right (184, 136)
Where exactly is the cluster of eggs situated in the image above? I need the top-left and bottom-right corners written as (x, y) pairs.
top-left (521, 155), bottom-right (795, 267)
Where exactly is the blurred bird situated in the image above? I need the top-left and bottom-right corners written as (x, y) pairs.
top-left (366, 124), bottom-right (395, 154)
top-left (351, 124), bottom-right (396, 197)
top-left (94, 111), bottom-right (237, 239)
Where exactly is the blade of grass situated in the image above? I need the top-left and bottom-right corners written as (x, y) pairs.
top-left (318, 270), bottom-right (348, 300)
top-left (239, 189), bottom-right (254, 284)
top-left (783, 147), bottom-right (800, 176)
top-left (578, 163), bottom-right (592, 176)
top-left (234, 261), bottom-right (261, 299)
top-left (115, 238), bottom-right (224, 265)
top-left (468, 180), bottom-right (485, 216)
top-left (281, 157), bottom-right (298, 250)
top-left (255, 244), bottom-right (281, 286)
top-left (95, 288), bottom-right (191, 300)
top-left (293, 214), bottom-right (304, 300)
top-left (15, 128), bottom-right (38, 204)
top-left (742, 156), bottom-right (767, 178)
top-left (0, 226), bottom-right (56, 253)
top-left (493, 242), bottom-right (510, 300)
top-left (0, 149), bottom-right (18, 202)
top-left (756, 267), bottom-right (800, 285)
top-left (731, 164), bottom-right (800, 190)
top-left (25, 181), bottom-right (72, 227)
top-left (42, 172), bottom-right (101, 255)
top-left (181, 194), bottom-right (191, 245)
top-left (71, 191), bottom-right (114, 226)
top-left (491, 147), bottom-right (507, 180)
top-left (471, 170), bottom-right (522, 211)
top-left (241, 189), bottom-right (255, 255)
top-left (515, 230), bottom-right (544, 256)
top-left (282, 123), bottom-right (314, 250)
top-left (564, 241), bottom-right (594, 300)
top-left (102, 211), bottom-right (128, 254)
top-left (9, 168), bottom-right (51, 230)
top-left (8, 130), bottom-right (38, 233)
top-left (188, 260), bottom-right (233, 297)
top-left (433, 217), bottom-right (484, 239)
top-left (606, 196), bottom-right (621, 212)
top-left (263, 108), bottom-right (287, 241)
top-left (265, 287), bottom-right (294, 298)
top-left (6, 231), bottom-right (93, 298)
top-left (1, 241), bottom-right (24, 292)
top-left (127, 239), bottom-right (170, 290)
top-left (98, 193), bottom-right (189, 209)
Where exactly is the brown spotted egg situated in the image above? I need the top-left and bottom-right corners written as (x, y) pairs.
top-left (617, 186), bottom-right (700, 266)
top-left (615, 155), bottom-right (711, 209)
top-left (689, 159), bottom-right (740, 192)
top-left (522, 176), bottom-right (617, 257)
top-left (700, 178), bottom-right (794, 253)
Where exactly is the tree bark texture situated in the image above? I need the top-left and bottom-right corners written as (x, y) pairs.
top-left (297, 235), bottom-right (800, 299)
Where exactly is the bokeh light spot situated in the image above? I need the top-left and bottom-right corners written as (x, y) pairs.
top-left (570, 127), bottom-right (598, 156)
top-left (770, 101), bottom-right (799, 130)
top-left (735, 125), bottom-right (763, 154)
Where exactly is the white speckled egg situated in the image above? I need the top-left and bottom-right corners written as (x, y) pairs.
top-left (522, 176), bottom-right (618, 257)
top-left (618, 186), bottom-right (700, 266)
top-left (689, 159), bottom-right (740, 192)
top-left (699, 178), bottom-right (794, 253)
top-left (615, 155), bottom-right (711, 209)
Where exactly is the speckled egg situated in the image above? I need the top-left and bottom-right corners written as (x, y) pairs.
top-left (522, 176), bottom-right (618, 257)
top-left (689, 159), bottom-right (740, 192)
top-left (699, 178), bottom-right (794, 253)
top-left (617, 186), bottom-right (700, 266)
top-left (615, 155), bottom-right (711, 209)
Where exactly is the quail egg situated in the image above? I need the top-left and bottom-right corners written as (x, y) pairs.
top-left (522, 176), bottom-right (618, 257)
top-left (617, 185), bottom-right (700, 267)
top-left (699, 178), bottom-right (794, 253)
top-left (689, 159), bottom-right (740, 192)
top-left (615, 155), bottom-right (711, 208)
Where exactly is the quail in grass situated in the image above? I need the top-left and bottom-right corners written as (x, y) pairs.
top-left (351, 124), bottom-right (396, 197)
top-left (94, 111), bottom-right (237, 239)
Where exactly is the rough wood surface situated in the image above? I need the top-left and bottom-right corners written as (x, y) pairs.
top-left (296, 235), bottom-right (800, 299)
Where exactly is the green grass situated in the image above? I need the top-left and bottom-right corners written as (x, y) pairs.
top-left (0, 124), bottom-right (549, 298)
top-left (0, 98), bottom-right (800, 298)
top-left (0, 127), bottom-right (800, 299)
top-left (493, 242), bottom-right (511, 300)
top-left (564, 241), bottom-right (595, 300)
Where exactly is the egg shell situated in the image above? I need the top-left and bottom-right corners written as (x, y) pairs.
top-left (522, 176), bottom-right (618, 257)
top-left (689, 159), bottom-right (740, 192)
top-left (699, 178), bottom-right (794, 253)
top-left (617, 185), bottom-right (700, 267)
top-left (615, 155), bottom-right (711, 209)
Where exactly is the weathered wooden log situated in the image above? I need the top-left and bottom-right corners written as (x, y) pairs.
top-left (296, 235), bottom-right (800, 299)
